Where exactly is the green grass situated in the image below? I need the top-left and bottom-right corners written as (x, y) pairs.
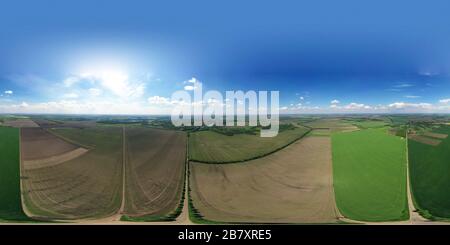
top-left (332, 128), bottom-right (409, 222)
top-left (309, 129), bottom-right (330, 136)
top-left (189, 126), bottom-right (310, 163)
top-left (408, 126), bottom-right (450, 220)
top-left (0, 127), bottom-right (32, 222)
top-left (347, 120), bottom-right (388, 129)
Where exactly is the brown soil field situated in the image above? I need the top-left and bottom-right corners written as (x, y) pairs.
top-left (22, 148), bottom-right (89, 170)
top-left (59, 120), bottom-right (97, 128)
top-left (21, 128), bottom-right (80, 161)
top-left (123, 128), bottom-right (186, 220)
top-left (32, 119), bottom-right (60, 128)
top-left (422, 132), bottom-right (448, 139)
top-left (34, 119), bottom-right (96, 129)
top-left (3, 119), bottom-right (39, 128)
top-left (190, 136), bottom-right (339, 223)
top-left (21, 127), bottom-right (123, 220)
top-left (303, 118), bottom-right (358, 132)
top-left (409, 134), bottom-right (442, 146)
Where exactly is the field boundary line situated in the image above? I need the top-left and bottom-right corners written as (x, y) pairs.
top-left (118, 126), bottom-right (126, 219)
top-left (45, 128), bottom-right (92, 149)
top-left (405, 133), bottom-right (439, 223)
top-left (189, 127), bottom-right (312, 164)
top-left (18, 128), bottom-right (38, 221)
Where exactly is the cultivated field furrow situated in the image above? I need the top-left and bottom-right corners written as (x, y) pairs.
top-left (21, 127), bottom-right (123, 220)
top-left (190, 136), bottom-right (339, 223)
top-left (122, 128), bottom-right (186, 221)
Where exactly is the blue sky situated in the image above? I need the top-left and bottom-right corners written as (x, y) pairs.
top-left (0, 0), bottom-right (450, 114)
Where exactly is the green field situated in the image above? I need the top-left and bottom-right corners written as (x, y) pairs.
top-left (189, 126), bottom-right (309, 163)
top-left (332, 128), bottom-right (409, 221)
top-left (0, 127), bottom-right (31, 222)
top-left (409, 126), bottom-right (450, 220)
top-left (348, 120), bottom-right (388, 129)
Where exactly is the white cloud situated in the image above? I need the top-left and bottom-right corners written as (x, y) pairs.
top-left (63, 76), bottom-right (80, 87)
top-left (299, 96), bottom-right (304, 100)
top-left (4, 90), bottom-right (13, 94)
top-left (404, 95), bottom-right (421, 99)
top-left (148, 96), bottom-right (173, 105)
top-left (184, 85), bottom-right (195, 91)
top-left (439, 98), bottom-right (450, 104)
top-left (393, 83), bottom-right (414, 88)
top-left (388, 102), bottom-right (432, 110)
top-left (63, 93), bottom-right (79, 99)
top-left (184, 77), bottom-right (199, 84)
top-left (88, 88), bottom-right (102, 97)
top-left (97, 71), bottom-right (144, 98)
top-left (330, 99), bottom-right (340, 104)
top-left (63, 71), bottom-right (145, 98)
top-left (344, 102), bottom-right (371, 110)
top-left (419, 70), bottom-right (439, 77)
top-left (183, 77), bottom-right (201, 91)
top-left (0, 100), bottom-right (161, 115)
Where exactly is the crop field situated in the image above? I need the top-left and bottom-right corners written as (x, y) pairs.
top-left (122, 128), bottom-right (186, 221)
top-left (189, 126), bottom-right (309, 163)
top-left (309, 128), bottom-right (331, 136)
top-left (332, 128), bottom-right (409, 221)
top-left (21, 127), bottom-right (123, 220)
top-left (190, 136), bottom-right (339, 223)
top-left (408, 126), bottom-right (450, 219)
top-left (302, 118), bottom-right (358, 132)
top-left (0, 127), bottom-right (31, 221)
top-left (409, 134), bottom-right (442, 146)
top-left (346, 119), bottom-right (388, 129)
top-left (3, 119), bottom-right (39, 128)
top-left (21, 128), bottom-right (83, 164)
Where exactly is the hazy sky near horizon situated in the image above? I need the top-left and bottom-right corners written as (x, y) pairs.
top-left (1, 0), bottom-right (450, 114)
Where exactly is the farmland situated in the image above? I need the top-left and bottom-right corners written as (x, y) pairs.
top-left (345, 119), bottom-right (388, 129)
top-left (189, 125), bottom-right (309, 163)
top-left (302, 118), bottom-right (358, 132)
top-left (408, 125), bottom-right (450, 219)
top-left (122, 127), bottom-right (186, 221)
top-left (190, 136), bottom-right (339, 223)
top-left (21, 127), bottom-right (123, 220)
top-left (332, 128), bottom-right (409, 221)
top-left (0, 127), bottom-right (31, 222)
top-left (21, 128), bottom-right (82, 162)
top-left (2, 118), bottom-right (39, 128)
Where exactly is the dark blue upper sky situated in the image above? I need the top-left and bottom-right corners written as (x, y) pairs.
top-left (1, 0), bottom-right (450, 114)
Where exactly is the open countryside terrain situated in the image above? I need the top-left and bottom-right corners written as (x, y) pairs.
top-left (21, 128), bottom-right (88, 170)
top-left (189, 125), bottom-right (309, 163)
top-left (302, 118), bottom-right (359, 132)
top-left (2, 118), bottom-right (39, 128)
top-left (122, 127), bottom-right (186, 221)
top-left (190, 136), bottom-right (339, 223)
top-left (21, 127), bottom-right (123, 220)
top-left (408, 125), bottom-right (450, 220)
top-left (2, 114), bottom-right (450, 224)
top-left (0, 127), bottom-right (31, 222)
top-left (332, 128), bottom-right (409, 222)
